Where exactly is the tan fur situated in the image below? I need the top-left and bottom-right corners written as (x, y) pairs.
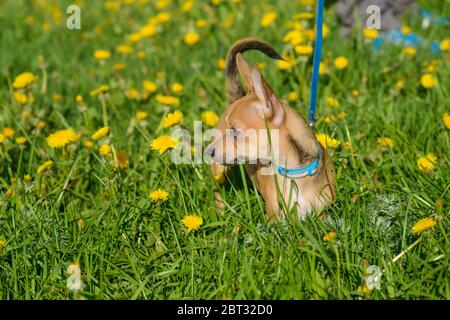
top-left (211, 39), bottom-right (335, 221)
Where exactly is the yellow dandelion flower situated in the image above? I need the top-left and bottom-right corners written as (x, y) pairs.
top-left (127, 88), bottom-right (140, 100)
top-left (171, 83), bottom-right (184, 93)
top-left (318, 62), bottom-right (328, 75)
top-left (5, 188), bottom-right (13, 197)
top-left (37, 160), bottom-right (53, 173)
top-left (324, 115), bottom-right (336, 123)
top-left (155, 94), bottom-right (180, 106)
top-left (181, 0), bottom-right (194, 12)
top-left (401, 26), bottom-right (411, 35)
top-left (155, 11), bottom-right (171, 24)
top-left (0, 239), bottom-right (6, 248)
top-left (377, 137), bottom-right (395, 148)
top-left (99, 144), bottom-right (111, 156)
top-left (150, 135), bottom-right (179, 154)
top-left (417, 154), bottom-right (437, 172)
top-left (143, 80), bottom-right (157, 93)
top-left (303, 29), bottom-right (316, 41)
top-left (76, 95), bottom-right (83, 104)
top-left (396, 79), bottom-right (405, 90)
top-left (412, 216), bottom-right (437, 234)
top-left (184, 31), bottom-right (200, 46)
top-left (135, 50), bottom-right (145, 59)
top-left (104, 1), bottom-right (121, 10)
top-left (316, 133), bottom-right (340, 149)
top-left (294, 12), bottom-right (314, 20)
top-left (403, 47), bottom-right (417, 56)
top-left (12, 72), bottom-right (37, 89)
top-left (440, 39), bottom-right (449, 51)
top-left (37, 120), bottom-right (46, 129)
top-left (16, 136), bottom-right (27, 145)
top-left (52, 94), bottom-right (61, 102)
top-left (91, 127), bottom-right (109, 140)
top-left (288, 92), bottom-right (298, 102)
top-left (277, 59), bottom-right (294, 70)
top-left (116, 150), bottom-right (129, 169)
top-left (113, 63), bottom-right (126, 71)
top-left (150, 189), bottom-right (169, 202)
top-left (323, 231), bottom-right (336, 241)
top-left (211, 0), bottom-right (221, 5)
top-left (287, 20), bottom-right (304, 31)
top-left (90, 85), bottom-right (109, 96)
top-left (426, 62), bottom-right (437, 73)
top-left (93, 26), bottom-right (102, 34)
top-left (3, 128), bottom-right (15, 138)
top-left (421, 74), bottom-right (437, 89)
top-left (14, 91), bottom-right (28, 104)
top-left (352, 90), bottom-right (360, 97)
top-left (283, 30), bottom-right (305, 46)
top-left (155, 0), bottom-right (171, 9)
top-left (343, 141), bottom-right (352, 150)
top-left (295, 45), bottom-right (313, 55)
top-left (334, 56), bottom-right (349, 70)
top-left (363, 28), bottom-right (378, 40)
top-left (22, 111), bottom-right (31, 120)
top-left (116, 44), bottom-right (133, 55)
top-left (181, 214), bottom-right (203, 232)
top-left (83, 140), bottom-right (94, 148)
top-left (46, 128), bottom-right (79, 148)
top-left (136, 111), bottom-right (148, 121)
top-left (261, 11), bottom-right (277, 27)
top-left (23, 174), bottom-right (32, 183)
top-left (326, 97), bottom-right (340, 107)
top-left (443, 113), bottom-right (450, 129)
top-left (195, 19), bottom-right (208, 28)
top-left (322, 24), bottom-right (330, 39)
top-left (140, 90), bottom-right (151, 101)
top-left (94, 50), bottom-right (111, 60)
top-left (0, 134), bottom-right (5, 143)
top-left (201, 111), bottom-right (219, 127)
top-left (139, 24), bottom-right (158, 38)
top-left (42, 21), bottom-right (51, 31)
top-left (26, 15), bottom-right (36, 24)
top-left (337, 111), bottom-right (346, 120)
top-left (162, 110), bottom-right (183, 128)
top-left (217, 58), bottom-right (226, 70)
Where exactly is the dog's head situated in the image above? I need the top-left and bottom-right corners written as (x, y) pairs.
top-left (208, 53), bottom-right (284, 165)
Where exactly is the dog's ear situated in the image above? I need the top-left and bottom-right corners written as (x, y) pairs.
top-left (236, 53), bottom-right (253, 91)
top-left (251, 66), bottom-right (284, 126)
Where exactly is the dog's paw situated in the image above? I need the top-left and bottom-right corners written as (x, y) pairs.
top-left (214, 190), bottom-right (225, 216)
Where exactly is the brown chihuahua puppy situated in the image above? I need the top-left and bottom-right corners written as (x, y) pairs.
top-left (208, 38), bottom-right (335, 221)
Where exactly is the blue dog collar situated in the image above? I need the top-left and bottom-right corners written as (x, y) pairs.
top-left (277, 157), bottom-right (320, 179)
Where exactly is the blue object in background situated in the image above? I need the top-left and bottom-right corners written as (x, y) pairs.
top-left (420, 9), bottom-right (450, 26)
top-left (372, 29), bottom-right (441, 54)
top-left (371, 8), bottom-right (448, 54)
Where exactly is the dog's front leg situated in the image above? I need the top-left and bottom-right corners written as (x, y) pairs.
top-left (210, 163), bottom-right (228, 215)
top-left (254, 175), bottom-right (280, 222)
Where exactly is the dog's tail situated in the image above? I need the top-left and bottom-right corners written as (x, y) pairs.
top-left (225, 38), bottom-right (283, 103)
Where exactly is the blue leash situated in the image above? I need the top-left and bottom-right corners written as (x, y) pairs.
top-left (277, 1), bottom-right (324, 179)
top-left (308, 0), bottom-right (324, 127)
top-left (277, 1), bottom-right (323, 178)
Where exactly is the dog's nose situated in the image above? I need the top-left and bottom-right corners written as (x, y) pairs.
top-left (209, 147), bottom-right (215, 158)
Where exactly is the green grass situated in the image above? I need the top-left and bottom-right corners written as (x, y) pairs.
top-left (0, 0), bottom-right (449, 299)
